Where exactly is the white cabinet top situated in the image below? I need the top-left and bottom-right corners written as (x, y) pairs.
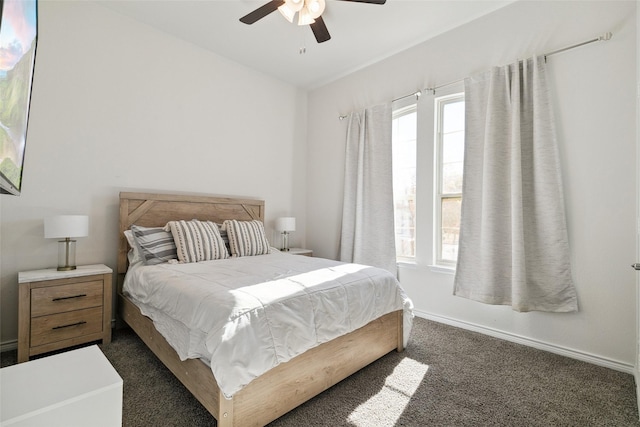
top-left (0, 345), bottom-right (122, 425)
top-left (18, 264), bottom-right (112, 283)
top-left (285, 248), bottom-right (312, 255)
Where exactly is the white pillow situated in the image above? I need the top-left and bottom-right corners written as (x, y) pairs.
top-left (165, 220), bottom-right (229, 263)
top-left (124, 229), bottom-right (143, 265)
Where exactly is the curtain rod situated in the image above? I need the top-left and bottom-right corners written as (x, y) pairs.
top-left (339, 31), bottom-right (613, 120)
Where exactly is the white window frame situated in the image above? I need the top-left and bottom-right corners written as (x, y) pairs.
top-left (392, 99), bottom-right (418, 264)
top-left (434, 92), bottom-right (465, 269)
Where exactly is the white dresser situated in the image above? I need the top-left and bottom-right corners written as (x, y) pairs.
top-left (0, 345), bottom-right (122, 426)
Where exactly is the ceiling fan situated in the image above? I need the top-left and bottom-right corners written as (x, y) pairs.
top-left (240, 0), bottom-right (386, 44)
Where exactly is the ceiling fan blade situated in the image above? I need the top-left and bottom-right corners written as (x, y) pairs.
top-left (240, 1), bottom-right (285, 25)
top-left (310, 16), bottom-right (331, 43)
top-left (336, 0), bottom-right (386, 4)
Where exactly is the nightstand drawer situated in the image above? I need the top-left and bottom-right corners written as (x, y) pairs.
top-left (31, 280), bottom-right (103, 317)
top-left (30, 307), bottom-right (103, 347)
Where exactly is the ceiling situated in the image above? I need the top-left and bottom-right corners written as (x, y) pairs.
top-left (99, 0), bottom-right (515, 89)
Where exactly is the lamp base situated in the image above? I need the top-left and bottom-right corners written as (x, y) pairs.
top-left (58, 239), bottom-right (77, 271)
top-left (280, 231), bottom-right (290, 252)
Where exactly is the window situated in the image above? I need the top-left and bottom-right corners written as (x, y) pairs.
top-left (392, 104), bottom-right (417, 261)
top-left (391, 90), bottom-right (464, 269)
top-left (435, 93), bottom-right (465, 267)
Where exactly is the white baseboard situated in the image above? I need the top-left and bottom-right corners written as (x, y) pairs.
top-left (0, 339), bottom-right (17, 353)
top-left (415, 309), bottom-right (635, 375)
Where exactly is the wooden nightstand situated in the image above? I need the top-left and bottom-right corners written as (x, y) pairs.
top-left (286, 248), bottom-right (313, 257)
top-left (17, 264), bottom-right (113, 363)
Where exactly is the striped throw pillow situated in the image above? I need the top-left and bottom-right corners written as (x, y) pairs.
top-left (166, 220), bottom-right (229, 263)
top-left (223, 219), bottom-right (270, 257)
top-left (130, 225), bottom-right (178, 265)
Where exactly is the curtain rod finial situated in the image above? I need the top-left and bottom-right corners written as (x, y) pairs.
top-left (600, 32), bottom-right (613, 41)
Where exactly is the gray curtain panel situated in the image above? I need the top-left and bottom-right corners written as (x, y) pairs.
top-left (453, 56), bottom-right (578, 313)
top-left (339, 103), bottom-right (397, 274)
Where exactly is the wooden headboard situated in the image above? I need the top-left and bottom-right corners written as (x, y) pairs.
top-left (117, 192), bottom-right (265, 288)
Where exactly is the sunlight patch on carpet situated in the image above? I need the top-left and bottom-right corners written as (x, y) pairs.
top-left (347, 358), bottom-right (429, 426)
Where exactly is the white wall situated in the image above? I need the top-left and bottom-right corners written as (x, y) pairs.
top-left (0, 2), bottom-right (308, 345)
top-left (307, 1), bottom-right (637, 368)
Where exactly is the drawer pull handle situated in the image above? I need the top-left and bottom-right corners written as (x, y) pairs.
top-left (52, 294), bottom-right (87, 302)
top-left (52, 321), bottom-right (87, 330)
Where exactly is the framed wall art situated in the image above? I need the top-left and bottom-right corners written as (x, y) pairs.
top-left (0, 0), bottom-right (38, 195)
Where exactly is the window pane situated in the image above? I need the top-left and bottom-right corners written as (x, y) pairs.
top-left (442, 131), bottom-right (464, 163)
top-left (442, 101), bottom-right (464, 133)
top-left (394, 111), bottom-right (417, 141)
top-left (394, 195), bottom-right (416, 258)
top-left (441, 197), bottom-right (461, 262)
top-left (442, 162), bottom-right (463, 194)
top-left (442, 131), bottom-right (464, 193)
top-left (392, 108), bottom-right (417, 259)
top-left (436, 93), bottom-right (464, 267)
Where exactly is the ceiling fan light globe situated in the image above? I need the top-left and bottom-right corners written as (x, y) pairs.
top-left (307, 0), bottom-right (325, 18)
top-left (284, 0), bottom-right (304, 12)
top-left (290, 0), bottom-right (305, 9)
top-left (278, 4), bottom-right (296, 23)
top-left (297, 7), bottom-right (315, 25)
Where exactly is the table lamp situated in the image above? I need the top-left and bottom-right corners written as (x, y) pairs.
top-left (275, 217), bottom-right (296, 251)
top-left (44, 215), bottom-right (89, 271)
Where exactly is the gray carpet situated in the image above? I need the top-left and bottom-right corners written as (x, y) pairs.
top-left (2, 317), bottom-right (639, 426)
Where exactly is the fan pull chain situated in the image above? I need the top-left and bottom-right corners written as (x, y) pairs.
top-left (299, 26), bottom-right (307, 55)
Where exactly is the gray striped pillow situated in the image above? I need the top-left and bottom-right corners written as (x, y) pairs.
top-left (130, 225), bottom-right (178, 265)
top-left (223, 219), bottom-right (270, 257)
top-left (166, 220), bottom-right (229, 263)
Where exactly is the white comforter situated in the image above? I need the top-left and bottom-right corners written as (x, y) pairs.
top-left (123, 251), bottom-right (413, 398)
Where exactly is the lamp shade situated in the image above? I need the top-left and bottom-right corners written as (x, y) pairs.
top-left (44, 215), bottom-right (89, 239)
top-left (275, 217), bottom-right (296, 232)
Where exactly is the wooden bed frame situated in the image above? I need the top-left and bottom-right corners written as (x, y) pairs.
top-left (117, 191), bottom-right (403, 427)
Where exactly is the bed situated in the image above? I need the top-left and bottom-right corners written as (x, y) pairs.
top-left (117, 191), bottom-right (412, 426)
